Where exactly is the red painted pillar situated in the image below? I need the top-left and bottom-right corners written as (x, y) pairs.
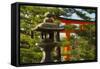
top-left (63, 31), bottom-right (72, 61)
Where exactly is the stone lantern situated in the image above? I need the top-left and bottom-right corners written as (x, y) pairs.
top-left (34, 23), bottom-right (64, 63)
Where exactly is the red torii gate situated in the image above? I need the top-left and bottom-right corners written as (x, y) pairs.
top-left (60, 18), bottom-right (95, 61)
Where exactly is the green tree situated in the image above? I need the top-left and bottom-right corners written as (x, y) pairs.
top-left (20, 5), bottom-right (96, 63)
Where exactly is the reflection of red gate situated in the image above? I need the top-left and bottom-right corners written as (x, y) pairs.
top-left (60, 18), bottom-right (95, 61)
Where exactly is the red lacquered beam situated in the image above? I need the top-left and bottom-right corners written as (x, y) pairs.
top-left (61, 19), bottom-right (95, 25)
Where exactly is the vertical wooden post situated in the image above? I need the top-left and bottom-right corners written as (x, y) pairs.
top-left (63, 31), bottom-right (71, 61)
top-left (56, 31), bottom-right (61, 62)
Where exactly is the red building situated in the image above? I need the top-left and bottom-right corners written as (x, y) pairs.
top-left (59, 18), bottom-right (95, 61)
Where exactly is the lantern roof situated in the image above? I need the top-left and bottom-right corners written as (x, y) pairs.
top-left (35, 23), bottom-right (64, 31)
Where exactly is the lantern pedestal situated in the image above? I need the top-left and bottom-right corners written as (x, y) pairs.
top-left (38, 39), bottom-right (60, 62)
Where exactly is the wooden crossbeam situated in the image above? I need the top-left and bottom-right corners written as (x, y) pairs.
top-left (61, 19), bottom-right (95, 25)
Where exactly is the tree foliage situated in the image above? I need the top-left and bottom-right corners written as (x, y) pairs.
top-left (20, 5), bottom-right (96, 63)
